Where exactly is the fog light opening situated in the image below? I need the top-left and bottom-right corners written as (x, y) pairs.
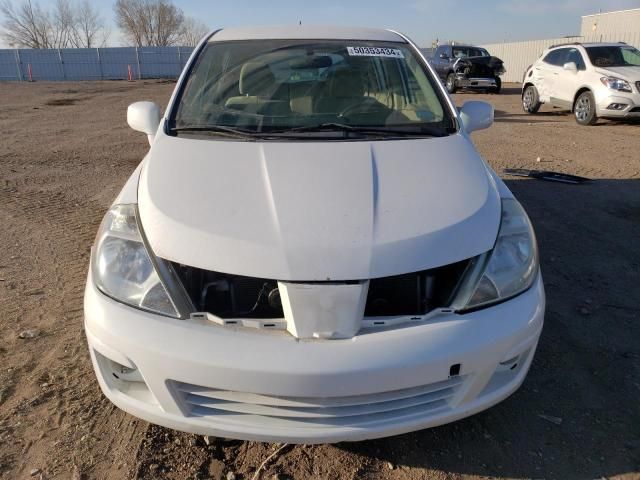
top-left (500, 355), bottom-right (519, 366)
top-left (498, 354), bottom-right (522, 373)
top-left (606, 103), bottom-right (627, 110)
top-left (106, 358), bottom-right (144, 383)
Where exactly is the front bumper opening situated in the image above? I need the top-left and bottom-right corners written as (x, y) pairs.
top-left (172, 259), bottom-right (471, 320)
top-left (93, 349), bottom-right (158, 406)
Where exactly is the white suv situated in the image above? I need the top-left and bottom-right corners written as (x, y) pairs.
top-left (522, 42), bottom-right (640, 125)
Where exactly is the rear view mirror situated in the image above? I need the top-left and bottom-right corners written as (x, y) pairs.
top-left (439, 53), bottom-right (449, 59)
top-left (460, 101), bottom-right (494, 133)
top-left (290, 55), bottom-right (333, 69)
top-left (127, 101), bottom-right (161, 145)
top-left (563, 62), bottom-right (578, 72)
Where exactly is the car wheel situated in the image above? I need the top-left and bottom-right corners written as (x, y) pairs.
top-left (446, 73), bottom-right (457, 94)
top-left (574, 91), bottom-right (598, 125)
top-left (491, 77), bottom-right (502, 94)
top-left (522, 85), bottom-right (541, 113)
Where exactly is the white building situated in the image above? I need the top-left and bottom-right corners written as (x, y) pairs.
top-left (581, 8), bottom-right (640, 38)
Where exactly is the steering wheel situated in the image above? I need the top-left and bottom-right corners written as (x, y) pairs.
top-left (338, 99), bottom-right (387, 121)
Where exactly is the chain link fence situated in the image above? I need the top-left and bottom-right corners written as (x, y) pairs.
top-left (0, 46), bottom-right (195, 81)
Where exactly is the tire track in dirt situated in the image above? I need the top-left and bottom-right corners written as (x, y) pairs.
top-left (0, 80), bottom-right (175, 479)
top-left (1, 81), bottom-right (639, 480)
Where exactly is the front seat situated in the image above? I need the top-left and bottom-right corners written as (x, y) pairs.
top-left (225, 62), bottom-right (289, 116)
top-left (314, 68), bottom-right (366, 115)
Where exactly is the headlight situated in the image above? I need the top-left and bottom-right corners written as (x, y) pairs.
top-left (600, 76), bottom-right (632, 93)
top-left (92, 204), bottom-right (179, 317)
top-left (456, 199), bottom-right (539, 311)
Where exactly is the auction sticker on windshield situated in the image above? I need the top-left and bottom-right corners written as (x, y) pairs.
top-left (347, 46), bottom-right (405, 58)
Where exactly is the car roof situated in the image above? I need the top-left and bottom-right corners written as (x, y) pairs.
top-left (581, 42), bottom-right (633, 48)
top-left (208, 25), bottom-right (407, 43)
top-left (548, 42), bottom-right (630, 50)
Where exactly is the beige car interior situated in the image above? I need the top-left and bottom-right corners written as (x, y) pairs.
top-left (219, 57), bottom-right (441, 124)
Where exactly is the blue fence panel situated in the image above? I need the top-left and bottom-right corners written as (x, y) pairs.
top-left (139, 47), bottom-right (180, 78)
top-left (99, 47), bottom-right (139, 80)
top-left (18, 49), bottom-right (64, 80)
top-left (179, 47), bottom-right (195, 70)
top-left (60, 48), bottom-right (102, 80)
top-left (0, 46), bottom-right (194, 81)
top-left (0, 50), bottom-right (20, 80)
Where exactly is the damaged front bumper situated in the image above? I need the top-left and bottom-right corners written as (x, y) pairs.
top-left (452, 56), bottom-right (504, 90)
top-left (455, 76), bottom-right (499, 89)
top-left (84, 269), bottom-right (545, 444)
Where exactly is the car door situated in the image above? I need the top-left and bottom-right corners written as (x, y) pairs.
top-left (432, 46), bottom-right (449, 80)
top-left (553, 48), bottom-right (587, 107)
top-left (533, 49), bottom-right (563, 103)
top-left (545, 48), bottom-right (577, 108)
top-left (431, 46), bottom-right (443, 78)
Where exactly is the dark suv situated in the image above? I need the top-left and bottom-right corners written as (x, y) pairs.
top-left (431, 44), bottom-right (505, 94)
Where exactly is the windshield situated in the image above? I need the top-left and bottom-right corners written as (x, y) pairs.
top-left (171, 39), bottom-right (455, 138)
top-left (452, 47), bottom-right (489, 59)
top-left (585, 46), bottom-right (640, 68)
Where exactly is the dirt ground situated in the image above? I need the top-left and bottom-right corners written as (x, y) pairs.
top-left (0, 80), bottom-right (638, 480)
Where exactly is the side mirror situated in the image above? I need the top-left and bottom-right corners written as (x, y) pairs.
top-left (127, 101), bottom-right (161, 145)
top-left (563, 62), bottom-right (578, 72)
top-left (460, 101), bottom-right (494, 133)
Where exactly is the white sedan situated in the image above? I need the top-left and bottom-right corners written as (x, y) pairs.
top-left (85, 25), bottom-right (545, 443)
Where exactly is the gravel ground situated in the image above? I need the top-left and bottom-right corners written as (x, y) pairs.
top-left (0, 80), bottom-right (639, 480)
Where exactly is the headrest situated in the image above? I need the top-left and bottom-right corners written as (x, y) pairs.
top-left (328, 68), bottom-right (365, 98)
top-left (239, 62), bottom-right (276, 96)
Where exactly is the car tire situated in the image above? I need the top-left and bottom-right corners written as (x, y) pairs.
top-left (522, 85), bottom-right (541, 114)
top-left (446, 73), bottom-right (457, 94)
top-left (574, 91), bottom-right (598, 126)
top-left (491, 77), bottom-right (502, 94)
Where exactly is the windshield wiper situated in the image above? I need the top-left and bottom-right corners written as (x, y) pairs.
top-left (170, 122), bottom-right (454, 140)
top-left (266, 123), bottom-right (451, 138)
top-left (169, 125), bottom-right (258, 139)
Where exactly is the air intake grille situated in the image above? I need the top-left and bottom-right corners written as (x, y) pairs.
top-left (171, 376), bottom-right (466, 427)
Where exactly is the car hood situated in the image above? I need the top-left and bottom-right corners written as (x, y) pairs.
top-left (138, 132), bottom-right (501, 281)
top-left (596, 66), bottom-right (640, 81)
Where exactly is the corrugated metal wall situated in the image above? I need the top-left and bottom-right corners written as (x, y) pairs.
top-left (0, 46), bottom-right (195, 81)
top-left (581, 8), bottom-right (640, 37)
top-left (482, 32), bottom-right (640, 83)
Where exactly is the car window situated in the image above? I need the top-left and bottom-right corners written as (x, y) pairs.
top-left (621, 47), bottom-right (640, 65)
top-left (172, 39), bottom-right (454, 135)
top-left (586, 45), bottom-right (640, 67)
top-left (543, 48), bottom-right (567, 67)
top-left (452, 47), bottom-right (488, 58)
top-left (565, 48), bottom-right (586, 70)
top-left (542, 50), bottom-right (556, 65)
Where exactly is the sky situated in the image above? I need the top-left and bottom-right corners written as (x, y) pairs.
top-left (4, 0), bottom-right (640, 47)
